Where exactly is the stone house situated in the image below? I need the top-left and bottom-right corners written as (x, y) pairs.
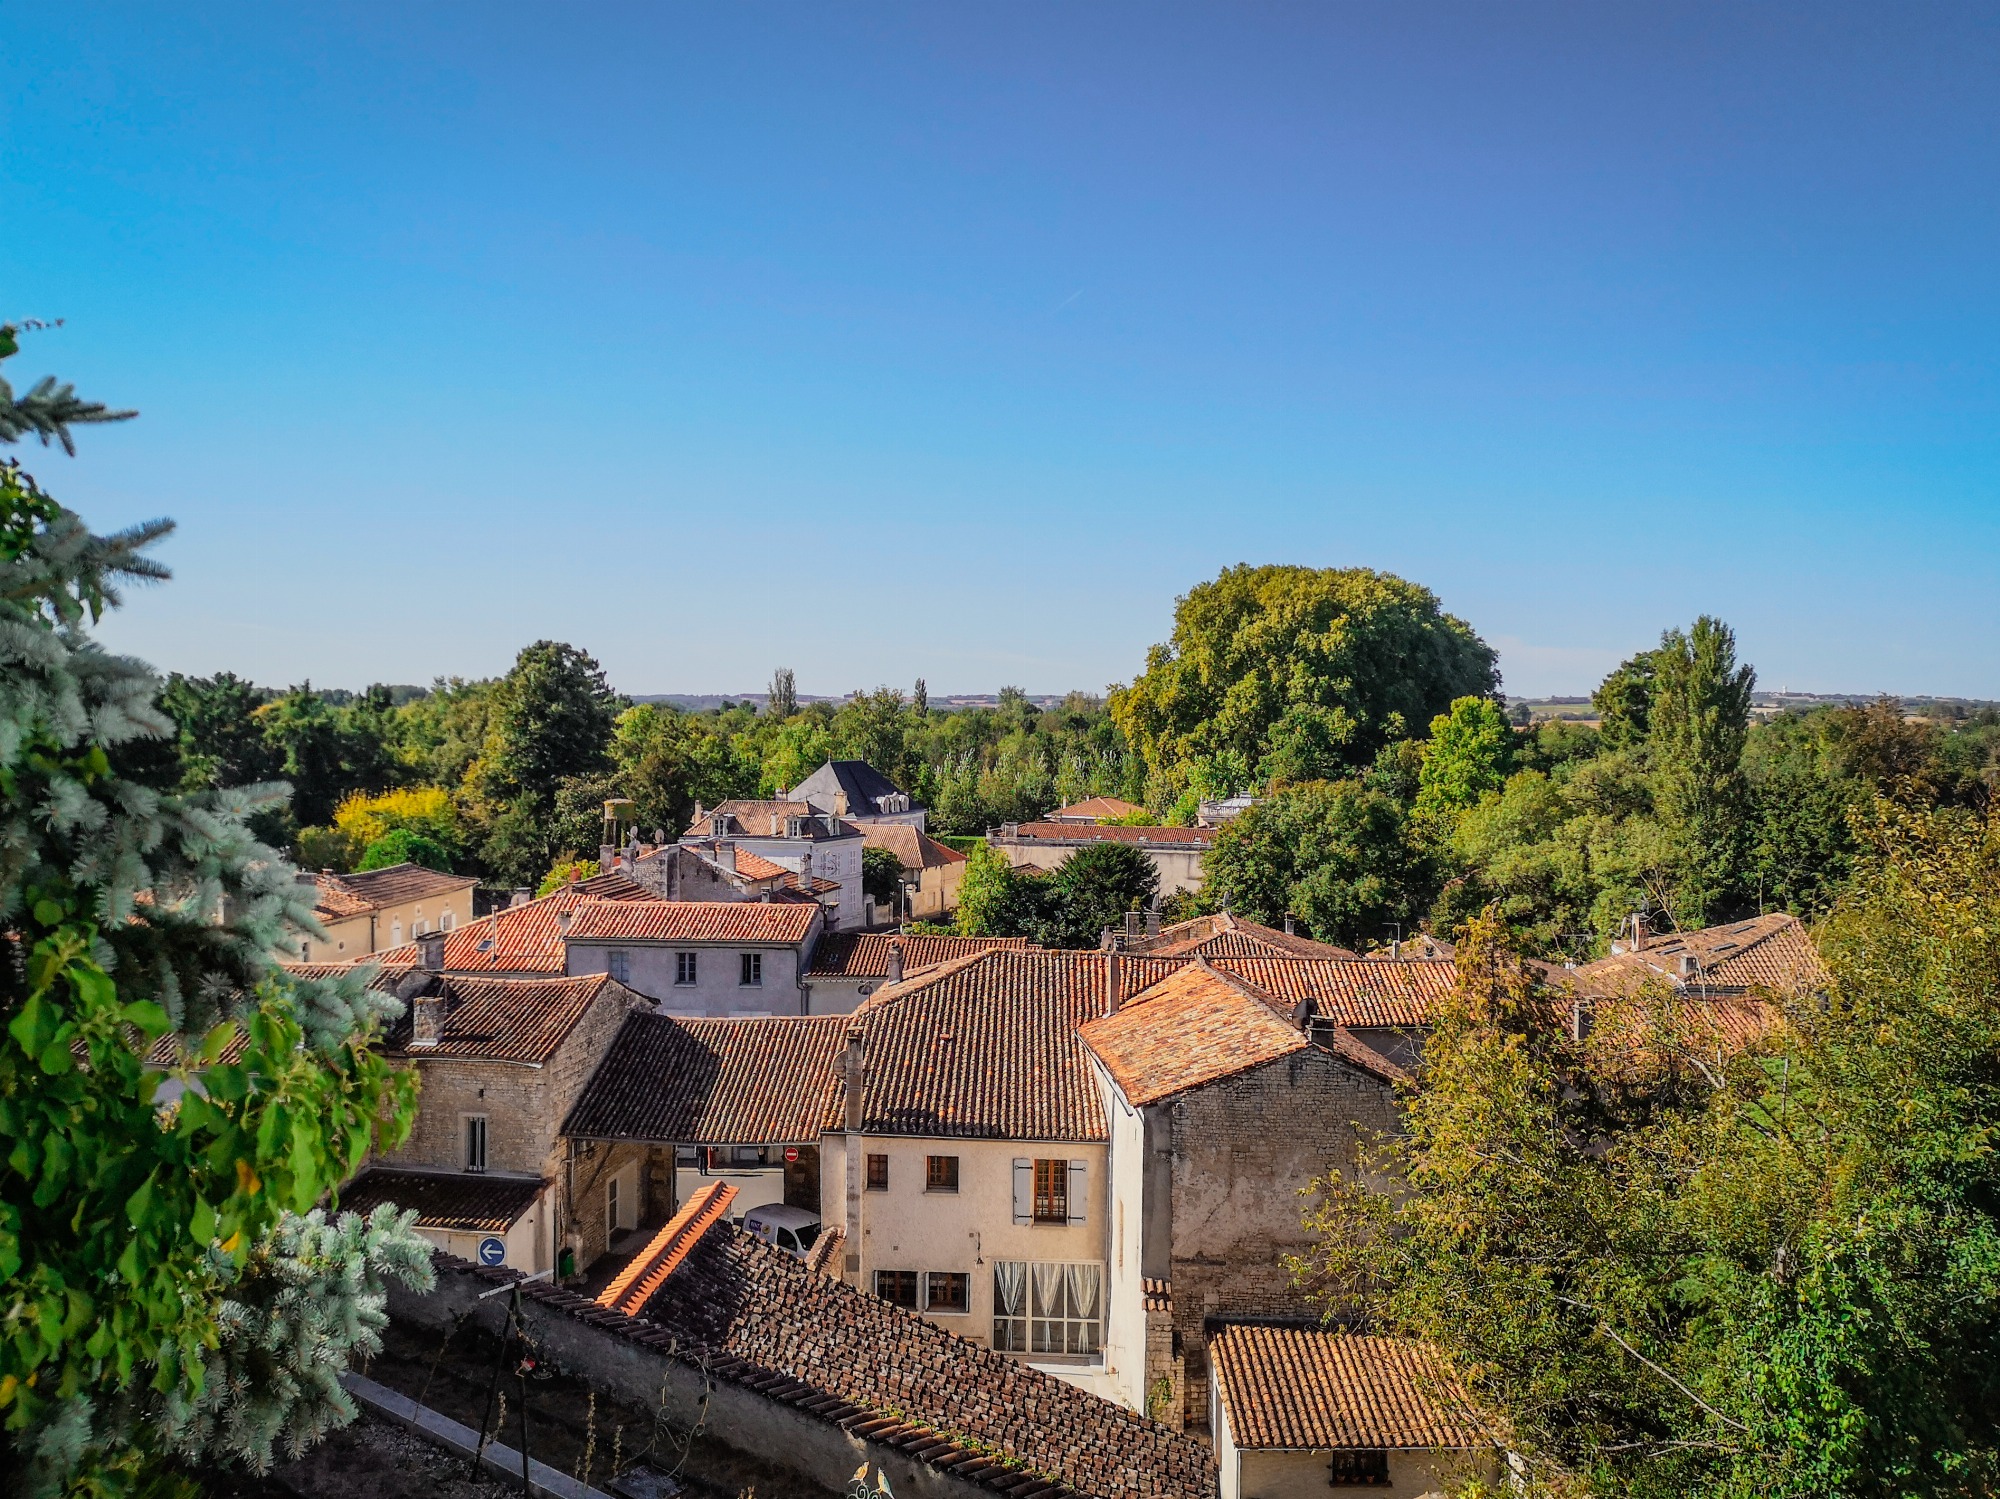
top-left (345, 961), bottom-right (647, 1275)
top-left (855, 821), bottom-right (967, 921)
top-left (987, 821), bottom-right (1214, 896)
top-left (1079, 961), bottom-right (1409, 1432)
top-left (299, 861), bottom-right (477, 962)
top-left (372, 868), bottom-right (663, 976)
top-left (801, 931), bottom-right (1030, 1014)
top-left (560, 898), bottom-right (824, 1016)
top-left (559, 1011), bottom-right (849, 1267)
top-left (684, 801), bottom-right (869, 930)
top-left (787, 759), bottom-right (927, 830)
top-left (1208, 1324), bottom-right (1496, 1499)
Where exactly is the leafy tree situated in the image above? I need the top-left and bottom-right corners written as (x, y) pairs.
top-left (536, 857), bottom-right (600, 896)
top-left (1297, 802), bottom-right (2000, 1498)
top-left (954, 842), bottom-right (1044, 938)
top-left (1039, 842), bottom-right (1160, 948)
top-left (760, 715), bottom-right (834, 798)
top-left (0, 339), bottom-right (425, 1492)
top-left (1415, 696), bottom-right (1515, 825)
top-left (1591, 648), bottom-right (1659, 750)
top-left (1111, 563), bottom-right (1498, 795)
top-left (478, 641), bottom-right (618, 811)
top-left (356, 828), bottom-right (454, 872)
top-left (861, 845), bottom-right (905, 907)
top-left (158, 672), bottom-right (279, 791)
top-left (913, 677), bottom-right (928, 717)
top-left (1649, 617), bottom-right (1754, 924)
top-left (832, 688), bottom-right (913, 787)
top-left (768, 666), bottom-right (797, 719)
top-left (1204, 779), bottom-right (1436, 948)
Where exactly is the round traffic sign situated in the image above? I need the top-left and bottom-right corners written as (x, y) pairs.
top-left (477, 1236), bottom-right (507, 1267)
top-left (784, 1146), bottom-right (799, 1164)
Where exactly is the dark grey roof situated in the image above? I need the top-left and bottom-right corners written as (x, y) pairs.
top-left (789, 760), bottom-right (919, 818)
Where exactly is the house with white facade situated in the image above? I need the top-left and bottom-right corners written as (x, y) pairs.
top-left (683, 800), bottom-right (869, 931)
top-left (560, 898), bottom-right (825, 1017)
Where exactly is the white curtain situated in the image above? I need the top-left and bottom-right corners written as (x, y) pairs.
top-left (1067, 1263), bottom-right (1102, 1353)
top-left (994, 1261), bottom-right (1026, 1317)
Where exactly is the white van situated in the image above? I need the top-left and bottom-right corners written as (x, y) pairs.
top-left (741, 1204), bottom-right (823, 1258)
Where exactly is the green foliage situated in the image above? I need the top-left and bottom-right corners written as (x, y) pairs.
top-left (1415, 696), bottom-right (1515, 825)
top-left (1040, 842), bottom-right (1161, 948)
top-left (1204, 780), bottom-right (1437, 948)
top-left (1297, 807), bottom-right (2000, 1497)
top-left (471, 641), bottom-right (621, 883)
top-left (537, 857), bottom-right (600, 897)
top-left (861, 845), bottom-right (905, 905)
top-left (1591, 649), bottom-right (1658, 750)
top-left (953, 842), bottom-right (1029, 938)
top-left (356, 828), bottom-right (453, 872)
top-left (0, 352), bottom-right (423, 1492)
top-left (1111, 563), bottom-right (1498, 795)
top-left (1649, 617), bottom-right (1755, 925)
top-left (767, 667), bottom-right (797, 720)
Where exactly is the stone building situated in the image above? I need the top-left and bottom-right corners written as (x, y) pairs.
top-left (1080, 961), bottom-right (1408, 1432)
top-left (684, 801), bottom-right (869, 930)
top-left (299, 861), bottom-right (477, 961)
top-left (344, 961), bottom-right (646, 1274)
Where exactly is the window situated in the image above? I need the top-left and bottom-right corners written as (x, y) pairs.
top-left (299, 941), bottom-right (311, 963)
top-left (866, 1153), bottom-right (889, 1191)
top-left (924, 1272), bottom-right (969, 1314)
top-left (675, 951), bottom-right (698, 985)
top-left (608, 950), bottom-right (630, 984)
top-left (991, 1262), bottom-right (1101, 1355)
top-left (414, 917), bottom-right (428, 936)
top-left (1014, 1157), bottom-right (1086, 1225)
top-left (441, 909), bottom-right (456, 931)
top-left (390, 918), bottom-right (403, 946)
top-left (1033, 1160), bottom-right (1068, 1223)
top-left (463, 1115), bottom-right (488, 1173)
top-left (606, 1172), bottom-right (621, 1232)
top-left (1328, 1451), bottom-right (1390, 1486)
top-left (925, 1155), bottom-right (959, 1193)
top-left (874, 1270), bottom-right (918, 1308)
top-left (740, 952), bottom-right (763, 986)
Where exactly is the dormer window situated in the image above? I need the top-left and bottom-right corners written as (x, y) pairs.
top-left (785, 815), bottom-right (805, 838)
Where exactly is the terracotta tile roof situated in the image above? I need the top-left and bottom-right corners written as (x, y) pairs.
top-left (282, 960), bottom-right (411, 988)
top-left (1209, 1325), bottom-right (1487, 1452)
top-left (1149, 914), bottom-right (1358, 960)
top-left (564, 899), bottom-right (821, 946)
top-left (375, 872), bottom-right (661, 973)
top-left (339, 1168), bottom-right (545, 1233)
top-left (1575, 913), bottom-right (1827, 997)
top-left (322, 862), bottom-right (478, 911)
top-left (435, 1228), bottom-right (1216, 1499)
top-left (693, 801), bottom-right (859, 840)
top-left (1081, 964), bottom-right (1311, 1106)
top-left (562, 1013), bottom-right (848, 1143)
top-left (1365, 935), bottom-right (1455, 960)
top-left (1210, 957), bottom-right (1457, 1028)
top-left (806, 932), bottom-right (1030, 979)
top-left (1046, 797), bottom-right (1145, 822)
top-left (310, 876), bottom-right (376, 920)
top-left (383, 973), bottom-right (629, 1064)
top-left (597, 1181), bottom-right (739, 1316)
top-left (830, 949), bottom-right (1182, 1141)
top-left (801, 1226), bottom-right (845, 1279)
top-left (857, 822), bottom-right (966, 870)
top-left (993, 821), bottom-right (1214, 848)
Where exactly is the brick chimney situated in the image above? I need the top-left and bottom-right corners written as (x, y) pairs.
top-left (715, 839), bottom-right (737, 874)
top-left (410, 990), bottom-right (445, 1049)
top-left (1632, 911), bottom-right (1648, 952)
top-left (415, 929), bottom-right (446, 972)
top-left (886, 940), bottom-right (905, 987)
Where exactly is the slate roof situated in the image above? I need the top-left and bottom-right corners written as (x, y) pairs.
top-left (374, 871), bottom-right (661, 973)
top-left (789, 760), bottom-right (917, 819)
top-left (1575, 913), bottom-right (1826, 997)
top-left (382, 973), bottom-right (628, 1064)
top-left (806, 931), bottom-right (1030, 979)
top-left (826, 949), bottom-right (1184, 1141)
top-left (1212, 957), bottom-right (1457, 1028)
top-left (563, 1013), bottom-right (849, 1143)
top-left (992, 821), bottom-right (1215, 848)
top-left (1082, 963), bottom-right (1408, 1107)
top-left (1045, 797), bottom-right (1145, 822)
top-left (339, 1168), bottom-right (545, 1233)
top-left (1209, 1325), bottom-right (1487, 1452)
top-left (857, 822), bottom-right (966, 871)
top-left (564, 899), bottom-right (820, 946)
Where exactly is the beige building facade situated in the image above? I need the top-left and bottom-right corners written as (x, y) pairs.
top-left (302, 862), bottom-right (477, 962)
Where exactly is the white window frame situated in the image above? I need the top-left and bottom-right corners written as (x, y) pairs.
top-left (463, 1114), bottom-right (488, 1173)
top-left (991, 1260), bottom-right (1101, 1354)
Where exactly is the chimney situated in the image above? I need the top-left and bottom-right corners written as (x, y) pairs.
top-left (558, 908), bottom-right (574, 934)
top-left (1570, 998), bottom-right (1592, 1043)
top-left (693, 800), bottom-right (705, 828)
top-left (1124, 909), bottom-right (1141, 939)
top-left (1632, 911), bottom-right (1647, 952)
top-left (886, 940), bottom-right (905, 986)
top-left (1106, 951), bottom-right (1125, 1014)
top-left (510, 888), bottom-right (531, 908)
top-left (1390, 938), bottom-right (1401, 959)
top-left (599, 843), bottom-right (617, 870)
top-left (415, 929), bottom-right (446, 972)
top-left (715, 839), bottom-right (737, 874)
top-left (1145, 907), bottom-right (1161, 940)
top-left (410, 990), bottom-right (445, 1049)
top-left (1284, 913), bottom-right (1295, 937)
top-left (843, 1028), bottom-right (865, 1284)
top-left (294, 869), bottom-right (321, 905)
top-left (1291, 993), bottom-right (1320, 1034)
top-left (1100, 925), bottom-right (1116, 952)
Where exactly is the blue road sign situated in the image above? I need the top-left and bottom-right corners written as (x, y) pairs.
top-left (477, 1236), bottom-right (507, 1267)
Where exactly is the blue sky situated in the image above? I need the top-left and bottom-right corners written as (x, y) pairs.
top-left (7, 3), bottom-right (1998, 699)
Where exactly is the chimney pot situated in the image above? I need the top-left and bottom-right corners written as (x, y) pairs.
top-left (558, 909), bottom-right (573, 934)
top-left (886, 940), bottom-right (905, 986)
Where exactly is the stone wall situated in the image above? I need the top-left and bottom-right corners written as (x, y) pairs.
top-left (1165, 1050), bottom-right (1400, 1427)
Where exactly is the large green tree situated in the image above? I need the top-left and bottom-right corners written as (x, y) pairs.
top-left (0, 332), bottom-right (426, 1493)
top-left (1110, 564), bottom-right (1498, 798)
top-left (1649, 616), bottom-right (1755, 925)
top-left (1415, 695), bottom-right (1516, 827)
top-left (1039, 841), bottom-right (1161, 948)
top-left (472, 641), bottom-right (619, 882)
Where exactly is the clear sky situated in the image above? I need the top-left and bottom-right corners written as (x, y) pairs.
top-left (7, 3), bottom-right (1998, 700)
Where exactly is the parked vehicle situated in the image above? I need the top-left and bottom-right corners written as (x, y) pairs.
top-left (741, 1203), bottom-right (823, 1258)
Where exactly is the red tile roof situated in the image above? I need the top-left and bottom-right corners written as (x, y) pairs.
top-left (1575, 913), bottom-right (1826, 997)
top-left (339, 1168), bottom-right (545, 1233)
top-left (562, 1013), bottom-right (849, 1143)
top-left (1045, 797), bottom-right (1145, 822)
top-left (1149, 914), bottom-right (1358, 960)
top-left (1209, 1325), bottom-right (1488, 1451)
top-left (993, 821), bottom-right (1214, 848)
top-left (806, 931), bottom-right (1030, 979)
top-left (856, 822), bottom-right (967, 870)
top-left (1210, 956), bottom-right (1457, 1028)
top-left (319, 862), bottom-right (478, 912)
top-left (564, 899), bottom-right (821, 946)
top-left (384, 973), bottom-right (630, 1064)
top-left (597, 1181), bottom-right (739, 1316)
top-left (376, 871), bottom-right (660, 973)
